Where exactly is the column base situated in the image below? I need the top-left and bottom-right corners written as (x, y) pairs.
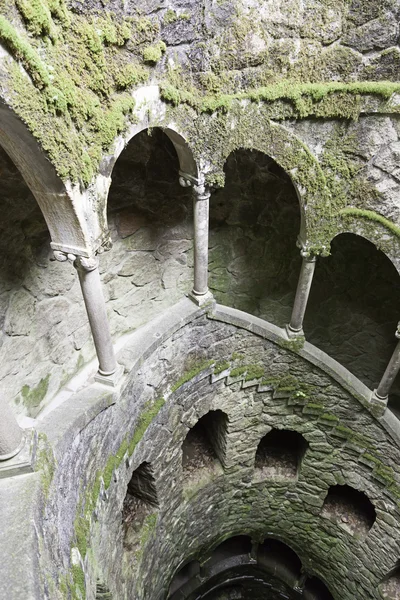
top-left (370, 389), bottom-right (388, 418)
top-left (0, 429), bottom-right (36, 479)
top-left (285, 324), bottom-right (305, 339)
top-left (188, 290), bottom-right (215, 308)
top-left (95, 364), bottom-right (124, 388)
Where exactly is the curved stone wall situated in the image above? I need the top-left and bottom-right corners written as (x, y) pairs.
top-left (34, 302), bottom-right (400, 600)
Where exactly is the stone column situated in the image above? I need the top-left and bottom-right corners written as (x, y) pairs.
top-left (372, 323), bottom-right (400, 413)
top-left (286, 247), bottom-right (317, 338)
top-left (54, 251), bottom-right (121, 386)
top-left (0, 402), bottom-right (24, 461)
top-left (180, 173), bottom-right (213, 305)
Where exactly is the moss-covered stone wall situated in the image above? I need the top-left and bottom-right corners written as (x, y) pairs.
top-left (36, 310), bottom-right (400, 600)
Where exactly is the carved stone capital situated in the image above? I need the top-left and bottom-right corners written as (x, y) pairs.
top-left (193, 182), bottom-right (211, 201)
top-left (296, 237), bottom-right (330, 260)
top-left (74, 255), bottom-right (99, 273)
top-left (179, 171), bottom-right (199, 188)
top-left (395, 322), bottom-right (400, 340)
top-left (296, 238), bottom-right (317, 261)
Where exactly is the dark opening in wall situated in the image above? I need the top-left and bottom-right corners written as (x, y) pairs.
top-left (389, 394), bottom-right (400, 420)
top-left (304, 233), bottom-right (400, 394)
top-left (209, 148), bottom-right (300, 326)
top-left (257, 538), bottom-right (302, 588)
top-left (168, 560), bottom-right (201, 598)
top-left (208, 535), bottom-right (253, 565)
top-left (254, 428), bottom-right (308, 480)
top-left (182, 410), bottom-right (228, 477)
top-left (303, 576), bottom-right (334, 600)
top-left (106, 128), bottom-right (193, 337)
top-left (380, 562), bottom-right (400, 599)
top-left (122, 462), bottom-right (158, 549)
top-left (321, 484), bottom-right (376, 538)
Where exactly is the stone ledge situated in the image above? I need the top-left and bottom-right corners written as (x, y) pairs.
top-left (209, 304), bottom-right (400, 446)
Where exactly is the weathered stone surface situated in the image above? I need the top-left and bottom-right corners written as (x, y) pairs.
top-left (29, 310), bottom-right (400, 600)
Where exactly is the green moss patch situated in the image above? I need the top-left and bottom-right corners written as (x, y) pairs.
top-left (339, 208), bottom-right (400, 239)
top-left (21, 374), bottom-right (50, 413)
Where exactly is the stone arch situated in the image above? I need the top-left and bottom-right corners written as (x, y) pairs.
top-left (209, 146), bottom-right (301, 326)
top-left (332, 215), bottom-right (400, 277)
top-left (203, 107), bottom-right (331, 247)
top-left (304, 231), bottom-right (400, 395)
top-left (379, 561), bottom-right (400, 599)
top-left (0, 99), bottom-right (98, 256)
top-left (182, 409), bottom-right (229, 476)
top-left (257, 537), bottom-right (303, 587)
top-left (107, 123), bottom-right (198, 185)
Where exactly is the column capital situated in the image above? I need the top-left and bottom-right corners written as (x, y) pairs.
top-left (179, 170), bottom-right (200, 188)
top-left (179, 171), bottom-right (211, 200)
top-left (296, 237), bottom-right (330, 260)
top-left (296, 239), bottom-right (318, 261)
top-left (74, 255), bottom-right (99, 273)
top-left (395, 322), bottom-right (400, 339)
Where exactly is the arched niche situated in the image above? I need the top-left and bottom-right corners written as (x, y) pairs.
top-left (209, 147), bottom-right (301, 326)
top-left (380, 562), bottom-right (400, 599)
top-left (254, 429), bottom-right (308, 482)
top-left (123, 461), bottom-right (158, 551)
top-left (304, 232), bottom-right (400, 395)
top-left (104, 127), bottom-right (194, 337)
top-left (304, 576), bottom-right (334, 600)
top-left (257, 538), bottom-right (302, 588)
top-left (182, 410), bottom-right (228, 479)
top-left (321, 484), bottom-right (376, 539)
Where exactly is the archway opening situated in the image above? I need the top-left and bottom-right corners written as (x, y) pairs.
top-left (304, 233), bottom-right (400, 393)
top-left (321, 484), bottom-right (376, 538)
top-left (122, 461), bottom-right (158, 550)
top-left (380, 562), bottom-right (400, 599)
top-left (304, 576), bottom-right (334, 600)
top-left (254, 429), bottom-right (308, 481)
top-left (106, 128), bottom-right (193, 337)
top-left (167, 534), bottom-right (334, 600)
top-left (182, 410), bottom-right (228, 479)
top-left (209, 148), bottom-right (301, 326)
top-left (257, 538), bottom-right (302, 587)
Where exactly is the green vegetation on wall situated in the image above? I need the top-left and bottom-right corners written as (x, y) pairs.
top-left (0, 1), bottom-right (165, 184)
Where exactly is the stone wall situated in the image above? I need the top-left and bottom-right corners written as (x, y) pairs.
top-left (36, 306), bottom-right (400, 600)
top-left (0, 130), bottom-right (193, 418)
top-left (2, 114), bottom-right (400, 419)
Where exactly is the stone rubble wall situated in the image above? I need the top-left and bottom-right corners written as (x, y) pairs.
top-left (37, 308), bottom-right (400, 599)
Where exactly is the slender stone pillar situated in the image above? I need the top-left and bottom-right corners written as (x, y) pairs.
top-left (0, 402), bottom-right (24, 461)
top-left (74, 256), bottom-right (118, 378)
top-left (180, 172), bottom-right (213, 305)
top-left (286, 248), bottom-right (317, 338)
top-left (193, 183), bottom-right (211, 296)
top-left (373, 323), bottom-right (400, 408)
